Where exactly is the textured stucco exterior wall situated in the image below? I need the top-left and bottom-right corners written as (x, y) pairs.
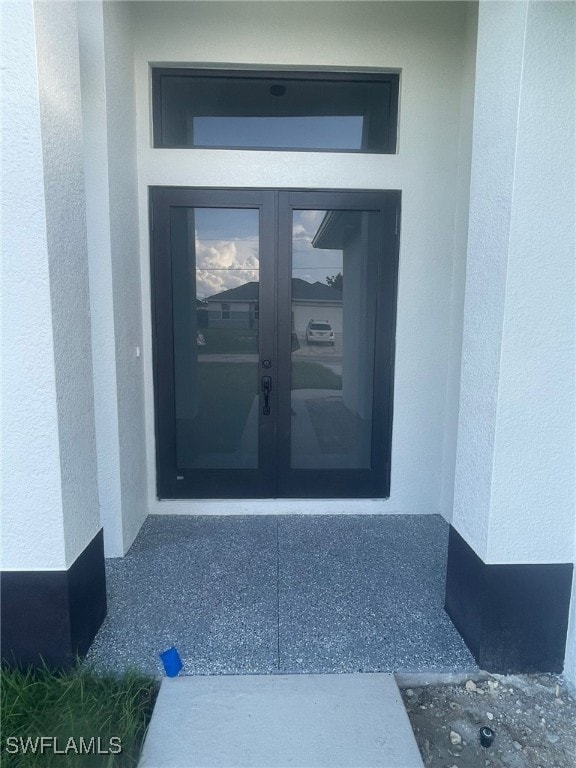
top-left (78, 1), bottom-right (147, 557)
top-left (1, 0), bottom-right (67, 570)
top-left (485, 0), bottom-right (574, 564)
top-left (439, 1), bottom-right (477, 522)
top-left (453, 0), bottom-right (530, 561)
top-left (32, 0), bottom-right (101, 567)
top-left (78, 0), bottom-right (124, 557)
top-left (1, 0), bottom-right (100, 569)
top-left (133, 0), bottom-right (474, 516)
top-left (453, 0), bottom-right (575, 565)
top-left (103, 1), bottom-right (148, 553)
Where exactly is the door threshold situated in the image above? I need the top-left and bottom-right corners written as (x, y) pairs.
top-left (149, 499), bottom-right (404, 516)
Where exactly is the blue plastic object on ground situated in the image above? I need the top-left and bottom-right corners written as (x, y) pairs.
top-left (160, 646), bottom-right (183, 677)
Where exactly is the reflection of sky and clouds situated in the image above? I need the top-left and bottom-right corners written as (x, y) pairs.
top-left (292, 210), bottom-right (343, 285)
top-left (194, 208), bottom-right (342, 299)
top-left (194, 209), bottom-right (259, 299)
top-left (193, 116), bottom-right (363, 151)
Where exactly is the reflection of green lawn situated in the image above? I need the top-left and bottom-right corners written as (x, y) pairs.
top-left (194, 363), bottom-right (258, 452)
top-left (190, 361), bottom-right (341, 455)
top-left (292, 362), bottom-right (342, 390)
top-left (197, 327), bottom-right (258, 354)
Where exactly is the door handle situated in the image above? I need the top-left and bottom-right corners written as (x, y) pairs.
top-left (261, 376), bottom-right (272, 415)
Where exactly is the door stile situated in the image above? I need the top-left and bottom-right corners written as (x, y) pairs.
top-left (257, 190), bottom-right (277, 497)
top-left (275, 191), bottom-right (295, 486)
top-left (151, 188), bottom-right (178, 499)
top-left (370, 200), bottom-right (401, 495)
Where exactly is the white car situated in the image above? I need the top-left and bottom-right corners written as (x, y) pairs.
top-left (306, 320), bottom-right (335, 345)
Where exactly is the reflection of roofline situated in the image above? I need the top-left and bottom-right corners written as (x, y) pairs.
top-left (205, 297), bottom-right (258, 303)
top-left (292, 298), bottom-right (342, 305)
top-left (204, 281), bottom-right (259, 302)
top-left (311, 211), bottom-right (340, 249)
top-left (311, 210), bottom-right (362, 250)
top-left (206, 296), bottom-right (342, 305)
top-left (205, 277), bottom-right (341, 303)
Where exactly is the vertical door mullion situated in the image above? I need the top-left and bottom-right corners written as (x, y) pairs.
top-left (258, 191), bottom-right (277, 496)
top-left (275, 192), bottom-right (294, 492)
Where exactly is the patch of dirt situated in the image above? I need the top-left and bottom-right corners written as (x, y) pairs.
top-left (401, 674), bottom-right (576, 768)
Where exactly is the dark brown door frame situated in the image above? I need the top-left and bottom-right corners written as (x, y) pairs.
top-left (150, 187), bottom-right (400, 500)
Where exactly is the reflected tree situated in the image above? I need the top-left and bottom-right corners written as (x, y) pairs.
top-left (326, 272), bottom-right (343, 292)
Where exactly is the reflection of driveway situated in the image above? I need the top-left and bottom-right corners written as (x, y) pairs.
top-left (199, 352), bottom-right (342, 376)
top-left (199, 354), bottom-right (259, 363)
top-left (292, 333), bottom-right (342, 364)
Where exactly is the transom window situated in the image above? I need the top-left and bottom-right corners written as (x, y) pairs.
top-left (152, 69), bottom-right (399, 153)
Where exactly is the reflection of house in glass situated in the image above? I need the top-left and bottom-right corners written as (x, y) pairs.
top-left (290, 279), bottom-right (342, 335)
top-left (204, 283), bottom-right (260, 329)
top-left (204, 279), bottom-right (343, 331)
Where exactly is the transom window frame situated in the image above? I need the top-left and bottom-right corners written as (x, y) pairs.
top-left (151, 67), bottom-right (400, 154)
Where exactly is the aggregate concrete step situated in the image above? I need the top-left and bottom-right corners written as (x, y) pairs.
top-left (139, 673), bottom-right (424, 768)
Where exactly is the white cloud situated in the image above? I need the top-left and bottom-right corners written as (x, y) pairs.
top-left (295, 210), bottom-right (327, 237)
top-left (195, 236), bottom-right (259, 299)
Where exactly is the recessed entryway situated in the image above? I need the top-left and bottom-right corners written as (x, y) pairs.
top-left (86, 515), bottom-right (477, 676)
top-left (151, 188), bottom-right (399, 499)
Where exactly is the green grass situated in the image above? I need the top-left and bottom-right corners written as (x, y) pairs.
top-left (191, 362), bottom-right (258, 453)
top-left (0, 664), bottom-right (158, 767)
top-left (292, 361), bottom-right (342, 391)
top-left (178, 360), bottom-right (341, 459)
top-left (197, 327), bottom-right (258, 354)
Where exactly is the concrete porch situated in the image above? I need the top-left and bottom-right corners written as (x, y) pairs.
top-left (86, 515), bottom-right (476, 677)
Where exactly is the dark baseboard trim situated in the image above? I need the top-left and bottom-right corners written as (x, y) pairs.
top-left (445, 526), bottom-right (573, 673)
top-left (1, 529), bottom-right (107, 669)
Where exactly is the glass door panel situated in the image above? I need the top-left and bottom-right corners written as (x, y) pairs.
top-left (276, 189), bottom-right (398, 499)
top-left (152, 188), bottom-right (399, 499)
top-left (171, 207), bottom-right (260, 470)
top-left (290, 209), bottom-right (377, 470)
top-left (151, 188), bottom-right (276, 499)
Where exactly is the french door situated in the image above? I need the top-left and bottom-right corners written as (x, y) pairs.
top-left (150, 188), bottom-right (399, 499)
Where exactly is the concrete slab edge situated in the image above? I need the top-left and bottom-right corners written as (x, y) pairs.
top-left (395, 670), bottom-right (490, 688)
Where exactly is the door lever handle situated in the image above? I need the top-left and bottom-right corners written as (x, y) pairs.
top-left (261, 376), bottom-right (272, 415)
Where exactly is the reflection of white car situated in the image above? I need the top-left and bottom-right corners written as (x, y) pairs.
top-left (306, 320), bottom-right (335, 345)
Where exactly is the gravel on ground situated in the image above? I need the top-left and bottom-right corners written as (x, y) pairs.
top-left (401, 674), bottom-right (576, 768)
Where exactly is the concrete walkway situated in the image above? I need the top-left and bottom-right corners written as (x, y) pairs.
top-left (138, 673), bottom-right (424, 768)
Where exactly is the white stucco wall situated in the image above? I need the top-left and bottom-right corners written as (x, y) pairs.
top-left (439, 0), bottom-right (477, 522)
top-left (132, 0), bottom-right (476, 515)
top-left (102, 1), bottom-right (148, 554)
top-left (1, 0), bottom-right (100, 570)
top-left (486, 0), bottom-right (574, 564)
top-left (77, 1), bottom-right (148, 557)
top-left (78, 0), bottom-right (124, 557)
top-left (1, 0), bottom-right (66, 570)
top-left (453, 0), bottom-right (575, 566)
